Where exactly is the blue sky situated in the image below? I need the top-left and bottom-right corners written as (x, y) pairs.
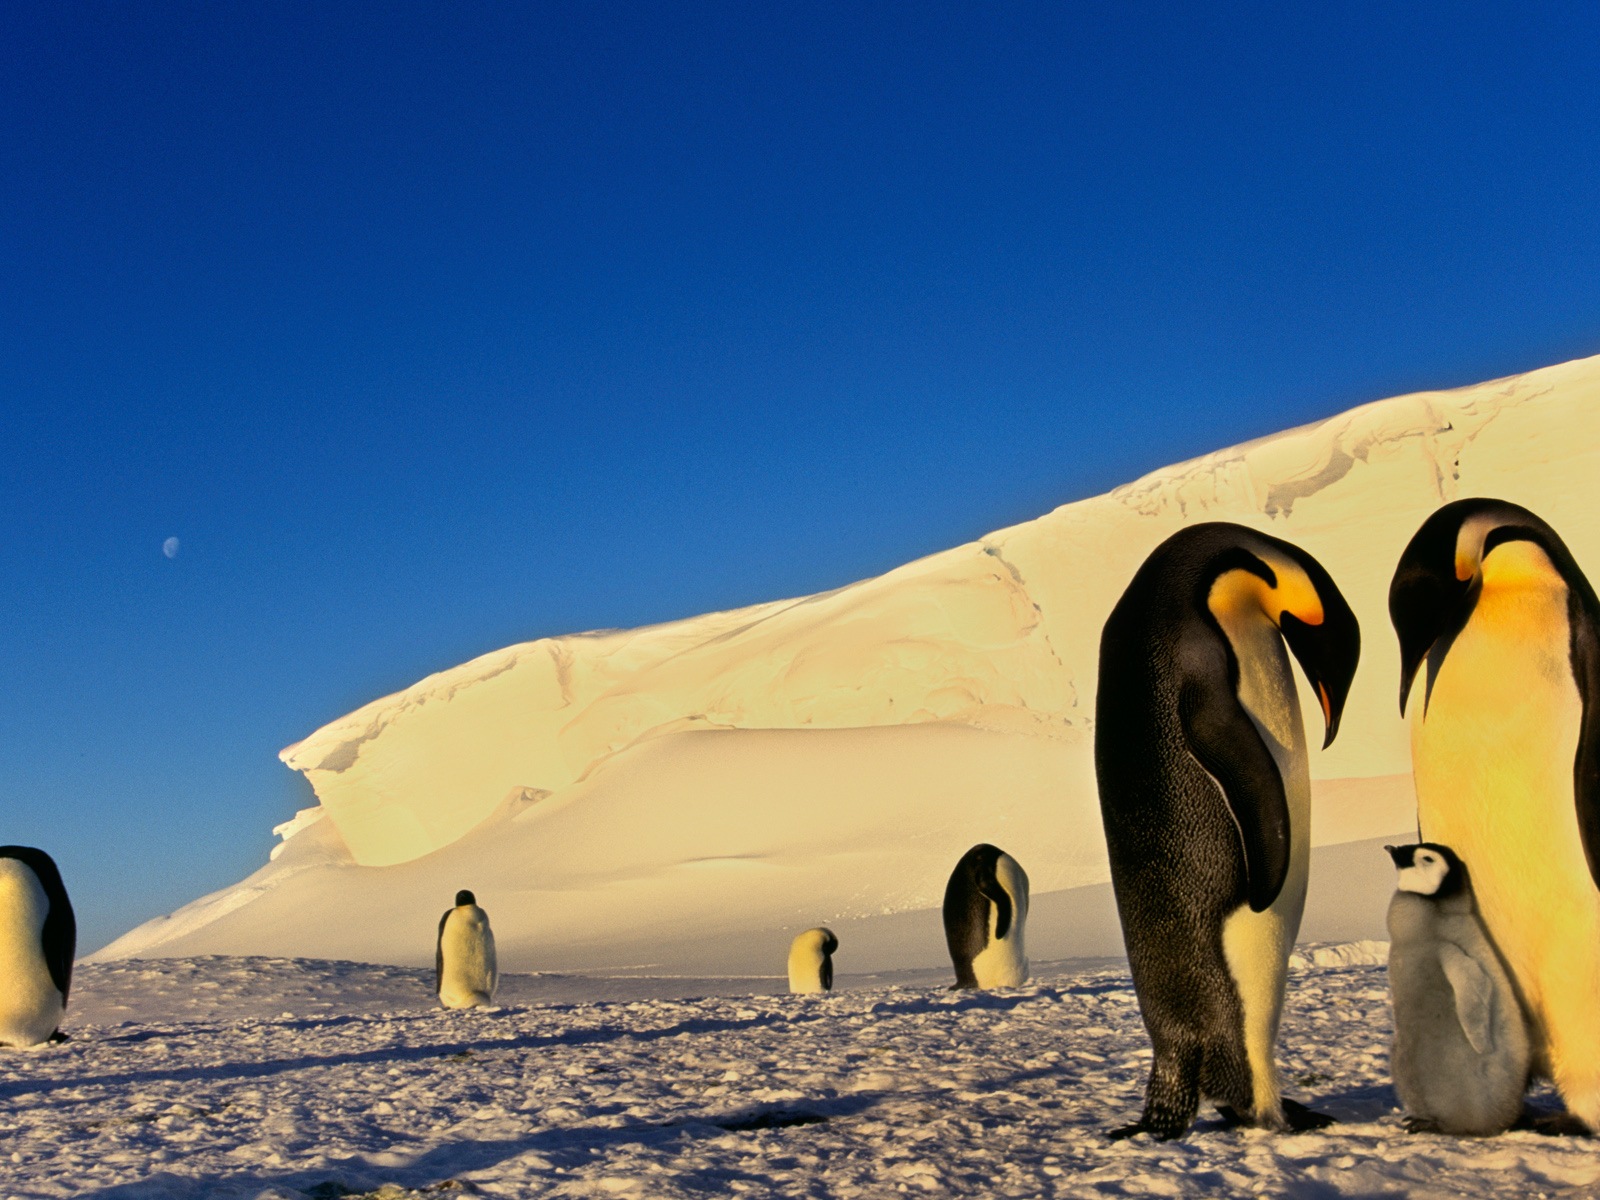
top-left (4, 2), bottom-right (1599, 951)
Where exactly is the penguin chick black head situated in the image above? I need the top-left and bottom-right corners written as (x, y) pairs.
top-left (1386, 843), bottom-right (1467, 898)
top-left (455, 889), bottom-right (476, 907)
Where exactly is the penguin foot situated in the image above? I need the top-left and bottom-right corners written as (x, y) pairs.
top-left (1523, 1111), bottom-right (1593, 1137)
top-left (1401, 1117), bottom-right (1441, 1135)
top-left (1108, 1114), bottom-right (1190, 1141)
top-left (1282, 1098), bottom-right (1336, 1132)
top-left (47, 1030), bottom-right (69, 1044)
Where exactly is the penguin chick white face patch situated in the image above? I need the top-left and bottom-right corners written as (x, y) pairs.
top-left (1397, 848), bottom-right (1452, 896)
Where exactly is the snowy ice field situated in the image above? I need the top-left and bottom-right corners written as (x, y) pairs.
top-left (6, 950), bottom-right (1598, 1199)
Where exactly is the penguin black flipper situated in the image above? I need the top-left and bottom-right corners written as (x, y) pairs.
top-left (1568, 588), bottom-right (1600, 889)
top-left (976, 873), bottom-right (1014, 940)
top-left (41, 895), bottom-right (74, 1005)
top-left (1177, 653), bottom-right (1291, 914)
top-left (434, 909), bottom-right (450, 996)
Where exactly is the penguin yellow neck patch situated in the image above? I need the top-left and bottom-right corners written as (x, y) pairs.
top-left (1207, 556), bottom-right (1324, 631)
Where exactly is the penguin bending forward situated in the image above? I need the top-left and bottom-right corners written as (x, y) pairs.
top-left (943, 844), bottom-right (1030, 989)
top-left (1391, 499), bottom-right (1600, 1131)
top-left (787, 927), bottom-right (838, 994)
top-left (1096, 523), bottom-right (1359, 1139)
top-left (1385, 842), bottom-right (1530, 1135)
top-left (436, 890), bottom-right (497, 1009)
top-left (0, 846), bottom-right (75, 1047)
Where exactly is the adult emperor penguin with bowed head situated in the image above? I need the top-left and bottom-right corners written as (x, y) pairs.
top-left (787, 927), bottom-right (838, 994)
top-left (1096, 522), bottom-right (1360, 1140)
top-left (943, 843), bottom-right (1030, 989)
top-left (1390, 497), bottom-right (1600, 1132)
top-left (0, 845), bottom-right (76, 1048)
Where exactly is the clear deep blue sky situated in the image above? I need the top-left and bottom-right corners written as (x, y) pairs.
top-left (4, 2), bottom-right (1599, 951)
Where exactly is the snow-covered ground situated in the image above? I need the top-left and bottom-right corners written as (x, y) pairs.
top-left (5, 952), bottom-right (1595, 1199)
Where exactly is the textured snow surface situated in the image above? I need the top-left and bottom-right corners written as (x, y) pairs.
top-left (5, 955), bottom-right (1595, 1199)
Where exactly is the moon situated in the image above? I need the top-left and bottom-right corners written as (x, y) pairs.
top-left (162, 537), bottom-right (180, 559)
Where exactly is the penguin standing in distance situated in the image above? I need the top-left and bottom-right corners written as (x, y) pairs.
top-left (436, 890), bottom-right (497, 1009)
top-left (0, 846), bottom-right (75, 1048)
top-left (943, 843), bottom-right (1030, 989)
top-left (787, 927), bottom-right (837, 994)
top-left (1096, 522), bottom-right (1360, 1140)
top-left (1385, 842), bottom-right (1530, 1136)
top-left (1390, 498), bottom-right (1600, 1132)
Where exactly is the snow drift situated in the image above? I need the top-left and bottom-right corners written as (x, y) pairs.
top-left (96, 353), bottom-right (1600, 971)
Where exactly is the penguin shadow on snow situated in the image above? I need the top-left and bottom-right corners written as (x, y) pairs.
top-left (857, 984), bottom-right (1065, 1020)
top-left (63, 1090), bottom-right (896, 1200)
top-left (61, 1055), bottom-right (1111, 1200)
top-left (0, 1007), bottom-right (828, 1103)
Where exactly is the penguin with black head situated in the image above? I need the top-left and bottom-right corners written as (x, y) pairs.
top-left (1391, 498), bottom-right (1600, 1132)
top-left (787, 927), bottom-right (838, 994)
top-left (436, 889), bottom-right (497, 1009)
top-left (943, 843), bottom-right (1030, 989)
top-left (0, 846), bottom-right (75, 1048)
top-left (1096, 523), bottom-right (1359, 1140)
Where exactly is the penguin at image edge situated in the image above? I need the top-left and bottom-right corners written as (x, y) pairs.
top-left (0, 845), bottom-right (76, 1048)
top-left (1095, 522), bottom-right (1360, 1140)
top-left (1384, 842), bottom-right (1530, 1136)
top-left (1390, 497), bottom-right (1600, 1132)
top-left (436, 889), bottom-right (498, 1009)
top-left (943, 843), bottom-right (1030, 989)
top-left (787, 927), bottom-right (837, 994)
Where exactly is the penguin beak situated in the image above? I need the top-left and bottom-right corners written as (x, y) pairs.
top-left (1279, 604), bottom-right (1360, 749)
top-left (1384, 844), bottom-right (1412, 867)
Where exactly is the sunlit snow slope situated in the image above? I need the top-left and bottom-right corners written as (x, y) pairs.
top-left (97, 354), bottom-right (1600, 971)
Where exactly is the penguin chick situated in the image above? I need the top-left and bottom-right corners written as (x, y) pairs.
top-left (436, 889), bottom-right (498, 1009)
top-left (1386, 843), bottom-right (1530, 1136)
top-left (787, 927), bottom-right (837, 994)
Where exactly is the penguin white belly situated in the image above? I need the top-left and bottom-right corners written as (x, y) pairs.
top-left (439, 909), bottom-right (497, 1009)
top-left (1216, 620), bottom-right (1310, 1124)
top-left (0, 864), bottom-right (63, 1047)
top-left (1412, 576), bottom-right (1598, 1088)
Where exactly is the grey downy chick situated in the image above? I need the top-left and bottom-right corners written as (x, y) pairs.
top-left (1386, 843), bottom-right (1530, 1135)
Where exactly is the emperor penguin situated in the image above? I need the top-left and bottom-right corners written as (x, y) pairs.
top-left (1385, 842), bottom-right (1530, 1135)
top-left (435, 890), bottom-right (497, 1009)
top-left (943, 844), bottom-right (1030, 989)
top-left (1390, 498), bottom-right (1600, 1131)
top-left (787, 927), bottom-right (837, 994)
top-left (1096, 523), bottom-right (1360, 1139)
top-left (0, 846), bottom-right (75, 1048)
